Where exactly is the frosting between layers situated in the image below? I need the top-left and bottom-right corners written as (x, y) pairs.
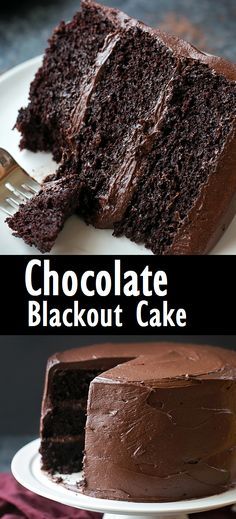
top-left (68, 30), bottom-right (122, 146)
top-left (95, 77), bottom-right (176, 226)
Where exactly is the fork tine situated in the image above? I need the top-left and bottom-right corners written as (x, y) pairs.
top-left (0, 147), bottom-right (41, 219)
top-left (0, 205), bottom-right (14, 216)
top-left (5, 182), bottom-right (33, 201)
top-left (16, 187), bottom-right (33, 200)
top-left (6, 197), bottom-right (21, 208)
top-left (21, 182), bottom-right (40, 194)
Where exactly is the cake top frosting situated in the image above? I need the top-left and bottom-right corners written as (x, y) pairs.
top-left (47, 342), bottom-right (236, 380)
top-left (97, 350), bottom-right (236, 384)
top-left (88, 0), bottom-right (236, 82)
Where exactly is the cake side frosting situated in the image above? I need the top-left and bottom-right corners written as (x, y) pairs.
top-left (82, 344), bottom-right (236, 501)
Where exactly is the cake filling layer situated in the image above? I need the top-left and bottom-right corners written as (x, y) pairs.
top-left (72, 26), bottom-right (177, 226)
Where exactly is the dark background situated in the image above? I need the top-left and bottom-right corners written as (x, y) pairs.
top-left (1, 0), bottom-right (236, 73)
top-left (0, 335), bottom-right (236, 471)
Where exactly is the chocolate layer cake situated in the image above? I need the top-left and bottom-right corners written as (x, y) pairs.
top-left (9, 1), bottom-right (236, 254)
top-left (40, 342), bottom-right (236, 502)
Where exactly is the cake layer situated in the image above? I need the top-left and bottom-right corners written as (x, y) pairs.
top-left (41, 344), bottom-right (143, 412)
top-left (40, 437), bottom-right (84, 474)
top-left (48, 368), bottom-right (102, 403)
top-left (41, 405), bottom-right (86, 438)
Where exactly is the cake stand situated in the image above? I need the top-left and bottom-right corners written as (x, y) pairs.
top-left (12, 439), bottom-right (236, 519)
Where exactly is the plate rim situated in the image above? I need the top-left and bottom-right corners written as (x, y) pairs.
top-left (11, 438), bottom-right (236, 515)
top-left (0, 55), bottom-right (42, 85)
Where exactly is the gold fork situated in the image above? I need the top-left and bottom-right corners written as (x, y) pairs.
top-left (0, 147), bottom-right (40, 216)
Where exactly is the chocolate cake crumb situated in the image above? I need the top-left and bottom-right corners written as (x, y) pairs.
top-left (7, 175), bottom-right (82, 253)
top-left (54, 476), bottom-right (63, 484)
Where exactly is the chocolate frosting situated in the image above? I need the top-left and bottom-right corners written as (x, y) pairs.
top-left (68, 31), bottom-right (122, 147)
top-left (41, 342), bottom-right (236, 502)
top-left (81, 342), bottom-right (236, 502)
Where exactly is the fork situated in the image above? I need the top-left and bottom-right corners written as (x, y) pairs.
top-left (0, 147), bottom-right (40, 216)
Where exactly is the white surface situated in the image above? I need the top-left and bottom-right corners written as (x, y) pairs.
top-left (11, 438), bottom-right (236, 519)
top-left (0, 56), bottom-right (236, 255)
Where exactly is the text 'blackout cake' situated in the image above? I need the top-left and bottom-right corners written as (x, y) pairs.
top-left (7, 1), bottom-right (236, 254)
top-left (40, 342), bottom-right (236, 502)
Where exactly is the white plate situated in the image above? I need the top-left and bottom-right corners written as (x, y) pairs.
top-left (0, 56), bottom-right (236, 255)
top-left (11, 439), bottom-right (236, 518)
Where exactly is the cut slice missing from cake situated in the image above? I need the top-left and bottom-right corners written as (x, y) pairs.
top-left (40, 343), bottom-right (236, 502)
top-left (8, 0), bottom-right (236, 254)
top-left (40, 344), bottom-right (136, 473)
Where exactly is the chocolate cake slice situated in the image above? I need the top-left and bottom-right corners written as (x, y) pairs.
top-left (40, 342), bottom-right (236, 501)
top-left (10, 1), bottom-right (236, 254)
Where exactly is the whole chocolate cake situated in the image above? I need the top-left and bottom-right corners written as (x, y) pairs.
top-left (40, 342), bottom-right (236, 502)
top-left (7, 1), bottom-right (236, 254)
